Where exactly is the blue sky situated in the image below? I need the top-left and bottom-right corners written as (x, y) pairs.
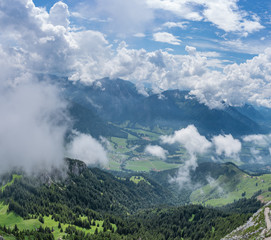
top-left (1, 0), bottom-right (271, 109)
top-left (33, 0), bottom-right (271, 63)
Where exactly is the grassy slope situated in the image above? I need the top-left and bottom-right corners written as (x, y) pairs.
top-left (191, 165), bottom-right (271, 206)
top-left (0, 175), bottom-right (117, 239)
top-left (1, 175), bottom-right (22, 192)
top-left (0, 202), bottom-right (117, 239)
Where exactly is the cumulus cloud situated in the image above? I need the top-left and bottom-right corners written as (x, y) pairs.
top-left (161, 125), bottom-right (211, 187)
top-left (2, 0), bottom-right (271, 113)
top-left (153, 32), bottom-right (182, 45)
top-left (145, 145), bottom-right (168, 160)
top-left (212, 134), bottom-right (242, 158)
top-left (66, 132), bottom-right (108, 166)
top-left (161, 125), bottom-right (212, 154)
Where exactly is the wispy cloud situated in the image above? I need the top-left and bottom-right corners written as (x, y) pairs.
top-left (146, 0), bottom-right (264, 35)
top-left (161, 125), bottom-right (211, 187)
top-left (162, 21), bottom-right (188, 29)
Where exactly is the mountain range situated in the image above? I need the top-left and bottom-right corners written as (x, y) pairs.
top-left (58, 77), bottom-right (270, 138)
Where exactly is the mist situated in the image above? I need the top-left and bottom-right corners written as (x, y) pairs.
top-left (0, 78), bottom-right (70, 174)
top-left (161, 125), bottom-right (212, 188)
top-left (66, 132), bottom-right (108, 167)
top-left (145, 145), bottom-right (168, 160)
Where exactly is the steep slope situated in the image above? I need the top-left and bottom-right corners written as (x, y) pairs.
top-left (1, 159), bottom-right (175, 216)
top-left (190, 162), bottom-right (271, 206)
top-left (222, 201), bottom-right (271, 240)
top-left (134, 90), bottom-right (263, 136)
top-left (69, 102), bottom-right (127, 138)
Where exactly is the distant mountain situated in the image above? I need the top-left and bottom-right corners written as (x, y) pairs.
top-left (64, 78), bottom-right (144, 123)
top-left (60, 77), bottom-right (266, 137)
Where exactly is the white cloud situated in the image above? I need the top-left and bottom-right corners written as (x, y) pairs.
top-left (145, 145), bottom-right (168, 160)
top-left (146, 0), bottom-right (264, 35)
top-left (243, 134), bottom-right (271, 146)
top-left (242, 134), bottom-right (271, 163)
top-left (162, 125), bottom-right (211, 188)
top-left (163, 21), bottom-right (188, 29)
top-left (0, 77), bottom-right (69, 174)
top-left (212, 134), bottom-right (242, 158)
top-left (153, 32), bottom-right (182, 45)
top-left (1, 0), bottom-right (271, 113)
top-left (67, 132), bottom-right (108, 166)
top-left (49, 1), bottom-right (70, 28)
top-left (146, 0), bottom-right (202, 21)
top-left (161, 125), bottom-right (212, 154)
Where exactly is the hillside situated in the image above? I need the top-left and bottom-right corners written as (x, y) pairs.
top-left (190, 162), bottom-right (271, 206)
top-left (222, 201), bottom-right (271, 239)
top-left (0, 159), bottom-right (264, 240)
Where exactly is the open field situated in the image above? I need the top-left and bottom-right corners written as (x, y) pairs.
top-left (125, 159), bottom-right (180, 172)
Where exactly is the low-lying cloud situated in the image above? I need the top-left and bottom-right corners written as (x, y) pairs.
top-left (212, 134), bottom-right (242, 158)
top-left (161, 125), bottom-right (212, 187)
top-left (162, 126), bottom-right (244, 188)
top-left (161, 125), bottom-right (212, 155)
top-left (0, 78), bottom-right (69, 174)
top-left (243, 134), bottom-right (271, 146)
top-left (145, 145), bottom-right (168, 160)
top-left (66, 132), bottom-right (108, 167)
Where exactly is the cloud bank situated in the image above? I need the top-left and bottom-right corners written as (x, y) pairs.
top-left (161, 125), bottom-right (212, 155)
top-left (0, 1), bottom-right (109, 173)
top-left (0, 0), bottom-right (271, 111)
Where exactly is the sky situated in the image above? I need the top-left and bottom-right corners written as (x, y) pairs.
top-left (32, 0), bottom-right (271, 59)
top-left (0, 0), bottom-right (271, 176)
top-left (1, 0), bottom-right (271, 110)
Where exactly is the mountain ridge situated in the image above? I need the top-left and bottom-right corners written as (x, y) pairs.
top-left (61, 77), bottom-right (267, 137)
